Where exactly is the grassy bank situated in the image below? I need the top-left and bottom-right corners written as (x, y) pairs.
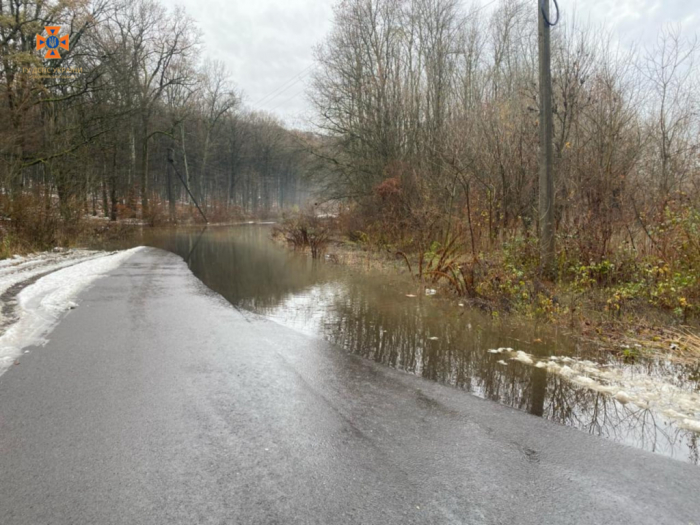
top-left (0, 213), bottom-right (138, 260)
top-left (274, 207), bottom-right (700, 363)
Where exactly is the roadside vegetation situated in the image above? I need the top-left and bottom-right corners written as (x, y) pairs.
top-left (275, 211), bottom-right (332, 260)
top-left (284, 0), bottom-right (700, 360)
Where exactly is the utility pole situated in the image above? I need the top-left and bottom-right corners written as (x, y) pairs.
top-left (538, 0), bottom-right (555, 277)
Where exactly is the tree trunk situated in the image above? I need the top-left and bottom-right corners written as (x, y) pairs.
top-left (180, 123), bottom-right (192, 203)
top-left (166, 159), bottom-right (175, 222)
top-left (110, 149), bottom-right (118, 222)
top-left (140, 125), bottom-right (150, 218)
top-left (102, 159), bottom-right (109, 218)
top-left (199, 128), bottom-right (211, 203)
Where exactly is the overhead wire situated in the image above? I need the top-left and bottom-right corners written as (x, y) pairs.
top-left (267, 87), bottom-right (309, 114)
top-left (259, 72), bottom-right (314, 110)
top-left (540, 0), bottom-right (560, 27)
top-left (253, 63), bottom-right (316, 107)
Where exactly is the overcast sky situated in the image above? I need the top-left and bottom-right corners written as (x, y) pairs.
top-left (175, 0), bottom-right (699, 128)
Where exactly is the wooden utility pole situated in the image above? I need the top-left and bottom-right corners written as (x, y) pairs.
top-left (538, 0), bottom-right (555, 276)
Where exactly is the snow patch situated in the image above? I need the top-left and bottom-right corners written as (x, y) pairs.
top-left (0, 247), bottom-right (143, 376)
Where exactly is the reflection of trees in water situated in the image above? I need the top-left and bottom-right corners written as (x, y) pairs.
top-left (147, 227), bottom-right (333, 309)
top-left (548, 381), bottom-right (700, 463)
top-left (318, 287), bottom-right (700, 464)
top-left (148, 226), bottom-right (700, 464)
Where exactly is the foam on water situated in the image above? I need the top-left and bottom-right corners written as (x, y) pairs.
top-left (488, 347), bottom-right (700, 433)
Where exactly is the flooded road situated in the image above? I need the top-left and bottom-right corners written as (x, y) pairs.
top-left (138, 225), bottom-right (700, 464)
top-left (4, 247), bottom-right (699, 525)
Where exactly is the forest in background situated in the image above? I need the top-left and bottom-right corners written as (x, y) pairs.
top-left (298, 0), bottom-right (700, 334)
top-left (1, 0), bottom-right (317, 254)
top-left (3, 0), bottom-right (700, 337)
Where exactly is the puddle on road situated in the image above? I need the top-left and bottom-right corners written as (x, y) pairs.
top-left (131, 225), bottom-right (700, 465)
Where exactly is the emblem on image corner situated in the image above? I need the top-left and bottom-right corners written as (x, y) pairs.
top-left (36, 26), bottom-right (69, 59)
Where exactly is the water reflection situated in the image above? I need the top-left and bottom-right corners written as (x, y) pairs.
top-left (140, 225), bottom-right (700, 464)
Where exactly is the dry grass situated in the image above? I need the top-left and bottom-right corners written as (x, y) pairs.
top-left (618, 326), bottom-right (700, 363)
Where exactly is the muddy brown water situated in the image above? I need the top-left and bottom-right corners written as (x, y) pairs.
top-left (114, 224), bottom-right (700, 464)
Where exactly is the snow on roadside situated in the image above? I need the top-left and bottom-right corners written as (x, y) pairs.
top-left (0, 249), bottom-right (112, 326)
top-left (0, 247), bottom-right (144, 376)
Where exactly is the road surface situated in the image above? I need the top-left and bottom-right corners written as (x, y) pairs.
top-left (1, 248), bottom-right (698, 524)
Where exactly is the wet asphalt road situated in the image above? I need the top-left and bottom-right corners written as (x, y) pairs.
top-left (0, 248), bottom-right (699, 525)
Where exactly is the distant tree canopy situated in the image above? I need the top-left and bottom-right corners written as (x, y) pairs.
top-left (310, 0), bottom-right (700, 263)
top-left (0, 0), bottom-right (315, 224)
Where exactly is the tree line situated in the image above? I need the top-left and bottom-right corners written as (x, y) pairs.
top-left (1, 0), bottom-right (312, 232)
top-left (309, 0), bottom-right (700, 269)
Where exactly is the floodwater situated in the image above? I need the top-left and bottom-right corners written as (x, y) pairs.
top-left (132, 224), bottom-right (700, 464)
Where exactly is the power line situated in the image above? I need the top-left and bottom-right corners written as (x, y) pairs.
top-left (253, 64), bottom-right (316, 107)
top-left (466, 0), bottom-right (499, 18)
top-left (267, 87), bottom-right (309, 114)
top-left (260, 72), bottom-right (312, 110)
top-left (540, 0), bottom-right (560, 27)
